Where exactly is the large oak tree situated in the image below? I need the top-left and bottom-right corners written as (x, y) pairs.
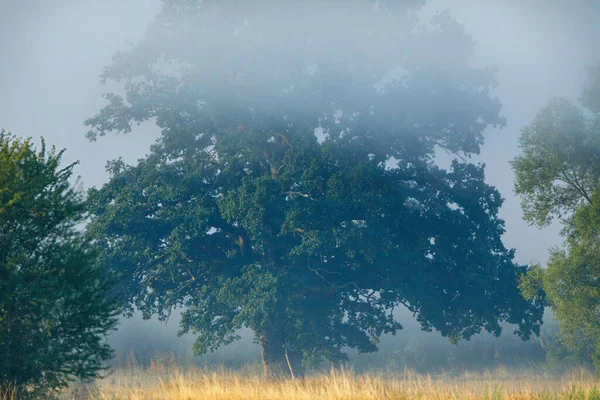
top-left (85, 0), bottom-right (543, 378)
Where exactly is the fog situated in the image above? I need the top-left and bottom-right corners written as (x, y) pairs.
top-left (2, 0), bottom-right (599, 370)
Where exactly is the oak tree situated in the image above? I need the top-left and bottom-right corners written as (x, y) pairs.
top-left (86, 0), bottom-right (543, 378)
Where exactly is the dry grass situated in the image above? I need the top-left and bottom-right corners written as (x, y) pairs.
top-left (51, 362), bottom-right (600, 400)
top-left (0, 386), bottom-right (16, 400)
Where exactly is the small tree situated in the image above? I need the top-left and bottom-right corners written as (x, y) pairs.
top-left (0, 130), bottom-right (119, 397)
top-left (514, 64), bottom-right (600, 370)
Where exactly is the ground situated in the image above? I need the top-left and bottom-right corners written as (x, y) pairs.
top-left (44, 361), bottom-right (600, 400)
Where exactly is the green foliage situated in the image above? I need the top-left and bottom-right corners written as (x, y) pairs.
top-left (519, 263), bottom-right (546, 303)
top-left (85, 0), bottom-right (542, 375)
top-left (513, 64), bottom-right (600, 371)
top-left (0, 131), bottom-right (119, 397)
top-left (543, 193), bottom-right (600, 369)
top-left (537, 315), bottom-right (596, 371)
top-left (512, 98), bottom-right (600, 227)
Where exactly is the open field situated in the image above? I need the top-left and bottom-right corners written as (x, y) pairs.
top-left (4, 360), bottom-right (600, 400)
top-left (40, 362), bottom-right (599, 400)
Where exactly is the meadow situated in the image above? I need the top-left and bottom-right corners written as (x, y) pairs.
top-left (40, 361), bottom-right (598, 400)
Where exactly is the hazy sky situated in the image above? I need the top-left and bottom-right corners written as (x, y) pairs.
top-left (1, 0), bottom-right (599, 268)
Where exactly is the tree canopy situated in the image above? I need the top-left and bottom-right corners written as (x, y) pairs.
top-left (85, 0), bottom-right (543, 378)
top-left (0, 131), bottom-right (119, 397)
top-left (512, 97), bottom-right (600, 228)
top-left (515, 64), bottom-right (600, 369)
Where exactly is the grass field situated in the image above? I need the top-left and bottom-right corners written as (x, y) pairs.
top-left (48, 362), bottom-right (600, 400)
top-left (3, 361), bottom-right (600, 399)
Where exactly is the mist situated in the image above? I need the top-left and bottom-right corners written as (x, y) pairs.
top-left (2, 0), bottom-right (600, 374)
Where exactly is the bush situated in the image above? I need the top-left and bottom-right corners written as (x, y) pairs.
top-left (0, 131), bottom-right (119, 398)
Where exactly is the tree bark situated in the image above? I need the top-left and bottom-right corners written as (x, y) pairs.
top-left (259, 327), bottom-right (291, 380)
top-left (285, 349), bottom-right (305, 379)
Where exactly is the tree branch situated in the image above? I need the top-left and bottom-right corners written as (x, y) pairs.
top-left (559, 166), bottom-right (593, 205)
top-left (307, 257), bottom-right (360, 295)
top-left (283, 191), bottom-right (315, 200)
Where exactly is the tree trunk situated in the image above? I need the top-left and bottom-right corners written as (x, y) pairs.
top-left (259, 328), bottom-right (291, 380)
top-left (285, 349), bottom-right (305, 379)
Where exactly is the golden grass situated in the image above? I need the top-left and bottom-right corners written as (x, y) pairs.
top-left (0, 386), bottom-right (16, 400)
top-left (54, 362), bottom-right (600, 400)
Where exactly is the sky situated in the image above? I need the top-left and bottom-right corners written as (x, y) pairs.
top-left (1, 0), bottom-right (600, 348)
